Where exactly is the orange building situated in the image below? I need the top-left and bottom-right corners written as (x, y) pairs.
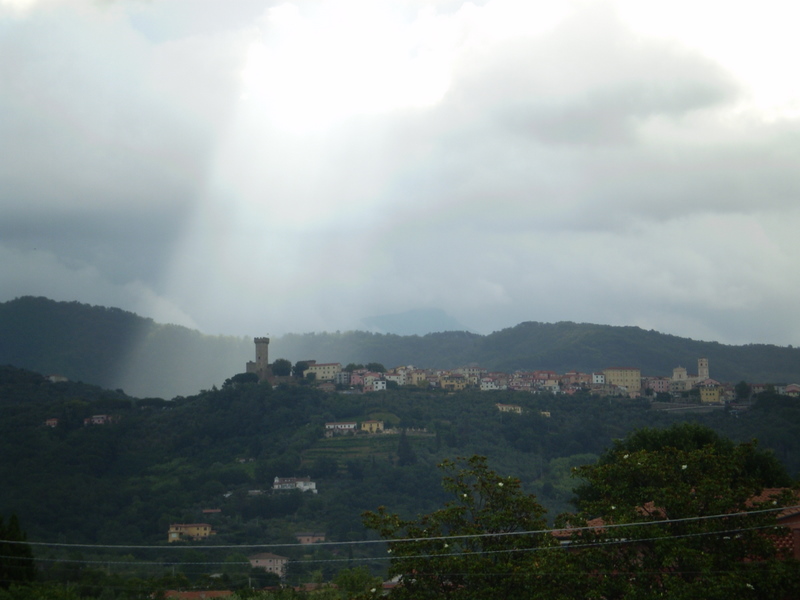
top-left (168, 523), bottom-right (215, 542)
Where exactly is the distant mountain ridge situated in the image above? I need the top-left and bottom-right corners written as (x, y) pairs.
top-left (1, 297), bottom-right (798, 398)
top-left (272, 322), bottom-right (800, 384)
top-left (0, 296), bottom-right (252, 398)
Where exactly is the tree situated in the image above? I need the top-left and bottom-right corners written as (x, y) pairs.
top-left (0, 514), bottom-right (36, 589)
top-left (363, 456), bottom-right (557, 599)
top-left (365, 363), bottom-right (386, 373)
top-left (310, 456), bottom-right (339, 479)
top-left (735, 380), bottom-right (752, 400)
top-left (292, 361), bottom-right (310, 379)
top-left (395, 430), bottom-right (416, 466)
top-left (573, 423), bottom-right (792, 508)
top-left (224, 372), bottom-right (259, 387)
top-left (332, 566), bottom-right (382, 597)
top-left (563, 427), bottom-right (800, 599)
top-left (271, 359), bottom-right (292, 377)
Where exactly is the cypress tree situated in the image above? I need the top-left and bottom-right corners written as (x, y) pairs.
top-left (0, 514), bottom-right (36, 588)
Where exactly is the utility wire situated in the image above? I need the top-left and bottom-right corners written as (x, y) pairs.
top-left (2, 521), bottom-right (791, 569)
top-left (5, 503), bottom-right (797, 551)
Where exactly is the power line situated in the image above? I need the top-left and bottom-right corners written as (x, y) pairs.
top-left (3, 519), bottom-right (792, 570)
top-left (6, 503), bottom-right (796, 551)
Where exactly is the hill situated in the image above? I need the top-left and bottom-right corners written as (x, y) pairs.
top-left (2, 297), bottom-right (798, 399)
top-left (271, 321), bottom-right (800, 383)
top-left (2, 364), bottom-right (799, 565)
top-left (0, 296), bottom-right (252, 398)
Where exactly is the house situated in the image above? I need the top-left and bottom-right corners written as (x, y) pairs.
top-left (699, 381), bottom-right (723, 404)
top-left (249, 552), bottom-right (289, 577)
top-left (496, 403), bottom-right (522, 414)
top-left (272, 476), bottom-right (317, 493)
top-left (440, 374), bottom-right (468, 391)
top-left (168, 523), bottom-right (215, 542)
top-left (385, 373), bottom-right (406, 386)
top-left (481, 377), bottom-right (503, 391)
top-left (784, 384), bottom-right (800, 397)
top-left (325, 421), bottom-right (357, 435)
top-left (407, 369), bottom-right (429, 387)
top-left (44, 418), bottom-right (59, 428)
top-left (557, 488), bottom-right (800, 561)
top-left (361, 420), bottom-right (384, 433)
top-left (644, 377), bottom-right (671, 394)
top-left (561, 371), bottom-right (591, 386)
top-left (369, 379), bottom-right (387, 392)
top-left (295, 532), bottom-right (326, 544)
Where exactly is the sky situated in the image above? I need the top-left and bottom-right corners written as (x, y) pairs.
top-left (2, 0), bottom-right (799, 345)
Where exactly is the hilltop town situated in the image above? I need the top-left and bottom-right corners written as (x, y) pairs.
top-left (246, 337), bottom-right (799, 403)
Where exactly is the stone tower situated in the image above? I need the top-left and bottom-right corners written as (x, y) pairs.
top-left (698, 357), bottom-right (709, 381)
top-left (246, 337), bottom-right (271, 381)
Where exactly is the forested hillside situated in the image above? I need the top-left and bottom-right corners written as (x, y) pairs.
top-left (3, 364), bottom-right (800, 549)
top-left (272, 321), bottom-right (800, 382)
top-left (0, 297), bottom-right (252, 398)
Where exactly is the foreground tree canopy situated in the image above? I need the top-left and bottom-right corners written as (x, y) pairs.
top-left (566, 437), bottom-right (799, 598)
top-left (363, 455), bottom-right (558, 599)
top-left (365, 425), bottom-right (800, 600)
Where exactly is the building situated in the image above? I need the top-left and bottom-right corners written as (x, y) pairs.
top-left (385, 373), bottom-right (406, 386)
top-left (603, 367), bottom-right (642, 397)
top-left (407, 370), bottom-right (429, 387)
top-left (440, 374), bottom-right (468, 391)
top-left (699, 381), bottom-right (722, 404)
top-left (168, 523), bottom-right (215, 542)
top-left (644, 377), bottom-right (671, 394)
top-left (83, 414), bottom-right (117, 426)
top-left (272, 476), bottom-right (317, 493)
top-left (361, 420), bottom-right (384, 433)
top-left (305, 362), bottom-right (342, 381)
top-left (496, 403), bottom-right (522, 414)
top-left (248, 552), bottom-right (289, 578)
top-left (296, 532), bottom-right (326, 544)
top-left (164, 592), bottom-right (232, 599)
top-left (785, 384), bottom-right (800, 397)
top-left (245, 337), bottom-right (271, 381)
top-left (481, 377), bottom-right (504, 391)
top-left (334, 371), bottom-right (351, 386)
top-left (369, 379), bottom-right (387, 392)
top-left (325, 421), bottom-right (358, 435)
top-left (671, 358), bottom-right (711, 393)
top-left (698, 358), bottom-right (709, 380)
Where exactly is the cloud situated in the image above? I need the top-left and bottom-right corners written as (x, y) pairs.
top-left (0, 244), bottom-right (198, 328)
top-left (1, 0), bottom-right (799, 347)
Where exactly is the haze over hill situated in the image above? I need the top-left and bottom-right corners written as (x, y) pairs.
top-left (1, 297), bottom-right (798, 398)
top-left (361, 308), bottom-right (470, 335)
